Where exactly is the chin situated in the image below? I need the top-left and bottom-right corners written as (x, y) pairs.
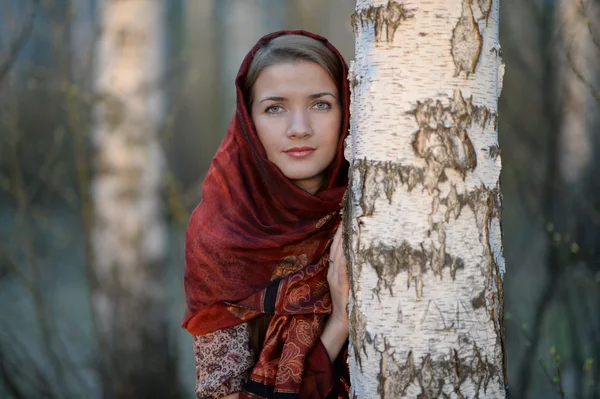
top-left (283, 170), bottom-right (325, 187)
top-left (283, 170), bottom-right (321, 181)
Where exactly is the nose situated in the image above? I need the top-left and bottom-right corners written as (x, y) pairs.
top-left (286, 110), bottom-right (313, 139)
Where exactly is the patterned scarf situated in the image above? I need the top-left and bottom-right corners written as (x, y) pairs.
top-left (182, 30), bottom-right (350, 397)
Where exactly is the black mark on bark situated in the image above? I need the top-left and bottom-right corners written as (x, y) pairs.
top-left (351, 0), bottom-right (415, 43)
top-left (378, 340), bottom-right (414, 397)
top-left (98, 92), bottom-right (126, 131)
top-left (408, 90), bottom-right (480, 192)
top-left (359, 242), bottom-right (466, 298)
top-left (359, 242), bottom-right (425, 297)
top-left (375, 342), bottom-right (502, 397)
top-left (471, 289), bottom-right (486, 309)
top-left (451, 0), bottom-right (483, 76)
top-left (408, 90), bottom-right (498, 193)
top-left (351, 159), bottom-right (426, 215)
top-left (486, 144), bottom-right (501, 159)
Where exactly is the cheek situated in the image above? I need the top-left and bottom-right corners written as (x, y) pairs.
top-left (322, 114), bottom-right (342, 149)
top-left (254, 117), bottom-right (282, 156)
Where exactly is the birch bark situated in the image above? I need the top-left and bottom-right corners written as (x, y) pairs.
top-left (345, 1), bottom-right (506, 397)
top-left (91, 1), bottom-right (177, 397)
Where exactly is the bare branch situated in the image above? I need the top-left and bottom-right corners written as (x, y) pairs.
top-left (0, 240), bottom-right (34, 291)
top-left (579, 0), bottom-right (600, 52)
top-left (0, 0), bottom-right (42, 84)
top-left (565, 49), bottom-right (600, 103)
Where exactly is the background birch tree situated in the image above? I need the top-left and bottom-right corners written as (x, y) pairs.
top-left (344, 0), bottom-right (506, 397)
top-left (91, 1), bottom-right (179, 397)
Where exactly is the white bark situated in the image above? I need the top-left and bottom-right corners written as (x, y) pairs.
top-left (345, 0), bottom-right (506, 397)
top-left (91, 0), bottom-right (171, 395)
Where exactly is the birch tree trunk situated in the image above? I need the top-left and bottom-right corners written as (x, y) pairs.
top-left (345, 1), bottom-right (506, 397)
top-left (215, 0), bottom-right (263, 131)
top-left (91, 1), bottom-right (179, 397)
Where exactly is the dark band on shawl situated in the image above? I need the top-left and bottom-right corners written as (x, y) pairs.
top-left (263, 280), bottom-right (280, 314)
top-left (243, 379), bottom-right (298, 399)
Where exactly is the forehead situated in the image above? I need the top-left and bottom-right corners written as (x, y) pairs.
top-left (253, 61), bottom-right (337, 96)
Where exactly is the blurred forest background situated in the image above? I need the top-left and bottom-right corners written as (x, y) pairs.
top-left (0, 0), bottom-right (598, 398)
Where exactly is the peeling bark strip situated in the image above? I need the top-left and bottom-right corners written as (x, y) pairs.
top-left (351, 0), bottom-right (414, 43)
top-left (451, 0), bottom-right (483, 76)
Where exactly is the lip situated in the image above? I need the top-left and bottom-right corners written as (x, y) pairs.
top-left (284, 146), bottom-right (315, 159)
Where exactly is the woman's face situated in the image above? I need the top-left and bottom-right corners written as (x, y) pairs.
top-left (251, 60), bottom-right (342, 195)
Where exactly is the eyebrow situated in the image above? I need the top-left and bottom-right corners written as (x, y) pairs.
top-left (258, 92), bottom-right (337, 104)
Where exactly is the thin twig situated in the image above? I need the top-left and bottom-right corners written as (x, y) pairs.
top-left (7, 132), bottom-right (67, 397)
top-left (0, 322), bottom-right (57, 398)
top-left (565, 49), bottom-right (600, 103)
top-left (578, 0), bottom-right (600, 52)
top-left (0, 240), bottom-right (34, 291)
top-left (554, 352), bottom-right (567, 399)
top-left (45, 0), bottom-right (105, 393)
top-left (0, 0), bottom-right (42, 84)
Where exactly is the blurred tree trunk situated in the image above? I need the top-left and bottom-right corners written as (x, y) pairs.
top-left (552, 0), bottom-right (600, 396)
top-left (215, 0), bottom-right (263, 132)
top-left (91, 1), bottom-right (179, 398)
top-left (289, 0), bottom-right (322, 32)
top-left (181, 0), bottom-right (218, 182)
top-left (344, 0), bottom-right (506, 397)
top-left (69, 0), bottom-right (95, 89)
top-left (557, 0), bottom-right (598, 187)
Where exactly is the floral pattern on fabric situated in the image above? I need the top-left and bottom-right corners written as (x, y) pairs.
top-left (194, 323), bottom-right (254, 399)
top-left (271, 254), bottom-right (308, 281)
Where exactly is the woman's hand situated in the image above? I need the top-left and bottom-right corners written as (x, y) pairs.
top-left (320, 223), bottom-right (350, 362)
top-left (327, 223), bottom-right (350, 325)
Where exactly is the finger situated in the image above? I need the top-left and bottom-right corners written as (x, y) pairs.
top-left (332, 224), bottom-right (342, 250)
top-left (329, 225), bottom-right (342, 260)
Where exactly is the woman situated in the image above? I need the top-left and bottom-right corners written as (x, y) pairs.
top-left (182, 30), bottom-right (351, 399)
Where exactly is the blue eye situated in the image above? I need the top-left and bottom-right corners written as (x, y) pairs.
top-left (266, 105), bottom-right (284, 114)
top-left (313, 101), bottom-right (331, 110)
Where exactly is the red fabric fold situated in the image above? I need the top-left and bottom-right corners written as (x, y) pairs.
top-left (182, 30), bottom-right (350, 398)
top-left (298, 340), bottom-right (336, 399)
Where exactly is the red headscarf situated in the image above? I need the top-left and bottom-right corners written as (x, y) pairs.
top-left (183, 30), bottom-right (350, 398)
